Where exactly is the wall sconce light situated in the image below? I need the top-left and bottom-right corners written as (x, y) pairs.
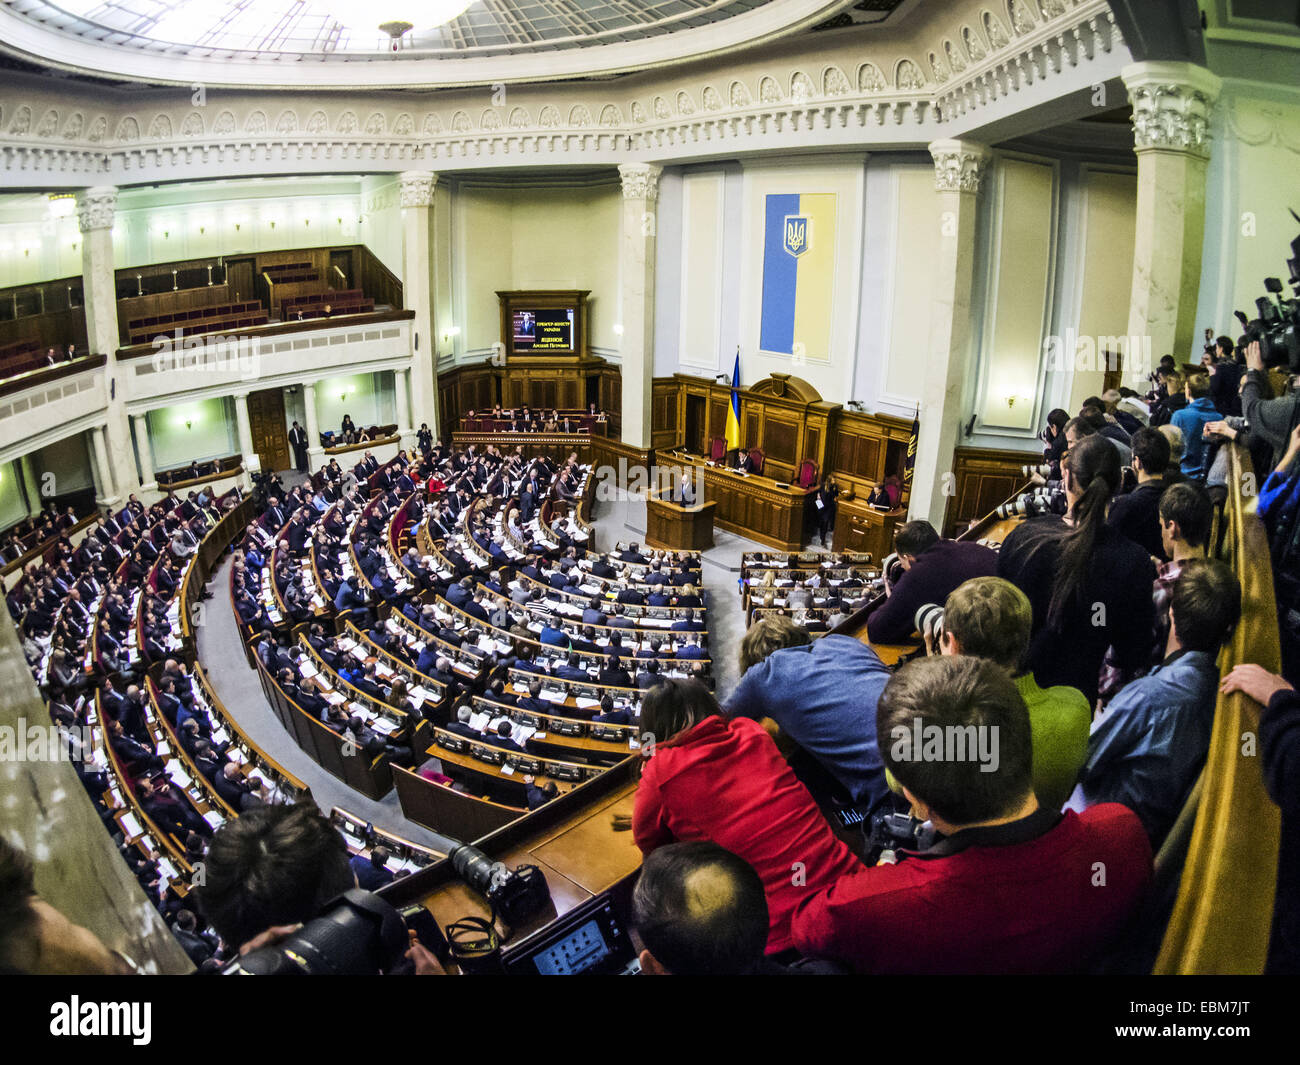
top-left (235, 223), bottom-right (241, 232)
top-left (337, 217), bottom-right (343, 225)
top-left (304, 219), bottom-right (310, 227)
top-left (612, 323), bottom-right (624, 336)
top-left (185, 419), bottom-right (192, 431)
top-left (270, 221), bottom-right (276, 229)
top-left (199, 226), bottom-right (205, 234)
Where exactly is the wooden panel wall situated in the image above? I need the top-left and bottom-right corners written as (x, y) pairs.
top-left (945, 446), bottom-right (1035, 537)
top-left (436, 358), bottom-right (621, 443)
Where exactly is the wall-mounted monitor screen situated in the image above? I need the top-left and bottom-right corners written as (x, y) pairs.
top-left (512, 308), bottom-right (574, 352)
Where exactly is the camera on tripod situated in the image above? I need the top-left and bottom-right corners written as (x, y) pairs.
top-left (1234, 218), bottom-right (1300, 373)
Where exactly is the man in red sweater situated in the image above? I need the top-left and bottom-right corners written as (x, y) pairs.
top-left (633, 679), bottom-right (864, 956)
top-left (791, 655), bottom-right (1152, 973)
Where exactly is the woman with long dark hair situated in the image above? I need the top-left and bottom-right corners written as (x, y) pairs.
top-left (997, 434), bottom-right (1156, 706)
top-left (633, 678), bottom-right (862, 956)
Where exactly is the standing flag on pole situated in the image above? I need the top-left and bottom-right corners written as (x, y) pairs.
top-left (725, 348), bottom-right (742, 451)
top-left (903, 405), bottom-right (920, 491)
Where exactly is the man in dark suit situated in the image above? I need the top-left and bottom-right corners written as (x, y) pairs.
top-left (553, 651), bottom-right (589, 683)
top-left (677, 635), bottom-right (706, 660)
top-left (289, 421), bottom-right (309, 471)
top-left (671, 609), bottom-right (705, 633)
top-left (215, 763), bottom-right (263, 811)
top-left (489, 720), bottom-right (526, 753)
top-left (617, 585), bottom-right (646, 605)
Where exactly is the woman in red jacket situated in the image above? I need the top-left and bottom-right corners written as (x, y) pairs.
top-left (633, 678), bottom-right (864, 955)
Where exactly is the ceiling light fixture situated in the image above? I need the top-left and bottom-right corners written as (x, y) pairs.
top-left (314, 1), bottom-right (472, 37)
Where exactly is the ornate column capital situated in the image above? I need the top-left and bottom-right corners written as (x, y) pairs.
top-left (398, 171), bottom-right (437, 208)
top-left (1122, 61), bottom-right (1222, 158)
top-left (75, 186), bottom-right (118, 233)
top-left (928, 140), bottom-right (991, 194)
top-left (618, 163), bottom-right (662, 203)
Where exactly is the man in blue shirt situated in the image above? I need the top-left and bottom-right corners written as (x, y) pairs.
top-left (724, 617), bottom-right (893, 809)
top-left (1069, 557), bottom-right (1241, 849)
top-left (1170, 372), bottom-right (1220, 480)
top-left (539, 616), bottom-right (570, 648)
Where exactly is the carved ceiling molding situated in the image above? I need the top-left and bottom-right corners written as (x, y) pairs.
top-left (932, 0), bottom-right (1119, 123)
top-left (0, 1), bottom-right (1126, 184)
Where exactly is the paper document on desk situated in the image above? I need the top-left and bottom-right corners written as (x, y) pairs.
top-left (468, 711), bottom-right (490, 732)
top-left (202, 810), bottom-right (224, 830)
top-left (119, 812), bottom-right (143, 838)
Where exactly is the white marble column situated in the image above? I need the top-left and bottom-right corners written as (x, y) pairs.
top-left (618, 163), bottom-right (661, 451)
top-left (1122, 61), bottom-right (1222, 382)
top-left (393, 368), bottom-right (415, 452)
top-left (89, 426), bottom-right (115, 508)
top-left (398, 171), bottom-right (440, 440)
top-left (76, 186), bottom-right (135, 504)
top-left (303, 380), bottom-right (324, 471)
top-left (17, 454), bottom-right (41, 516)
top-left (908, 140), bottom-right (991, 531)
top-left (233, 392), bottom-right (258, 490)
top-left (131, 413), bottom-right (156, 495)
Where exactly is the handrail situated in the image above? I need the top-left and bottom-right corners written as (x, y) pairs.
top-left (1154, 443), bottom-right (1283, 974)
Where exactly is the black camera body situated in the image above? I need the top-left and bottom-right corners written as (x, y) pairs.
top-left (450, 842), bottom-right (551, 927)
top-left (220, 889), bottom-right (413, 975)
top-left (1234, 223), bottom-right (1300, 373)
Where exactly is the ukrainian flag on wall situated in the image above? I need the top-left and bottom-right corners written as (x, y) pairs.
top-left (725, 349), bottom-right (741, 450)
top-left (759, 192), bottom-right (837, 359)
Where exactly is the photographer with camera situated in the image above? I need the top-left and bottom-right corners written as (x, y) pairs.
top-left (725, 614), bottom-right (893, 809)
top-left (789, 655), bottom-right (1152, 974)
top-left (1106, 427), bottom-right (1175, 560)
top-left (997, 435), bottom-right (1157, 707)
top-left (926, 577), bottom-right (1091, 812)
top-left (1170, 372), bottom-right (1220, 480)
top-left (200, 804), bottom-right (442, 974)
top-left (1243, 338), bottom-right (1300, 474)
top-left (864, 520), bottom-right (997, 646)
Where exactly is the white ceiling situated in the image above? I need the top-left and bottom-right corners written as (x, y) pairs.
top-left (0, 0), bottom-right (908, 87)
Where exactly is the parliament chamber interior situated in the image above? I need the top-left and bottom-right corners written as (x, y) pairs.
top-left (0, 0), bottom-right (1297, 1004)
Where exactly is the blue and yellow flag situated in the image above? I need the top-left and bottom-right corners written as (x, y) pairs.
top-left (759, 192), bottom-right (837, 359)
top-left (725, 348), bottom-right (742, 451)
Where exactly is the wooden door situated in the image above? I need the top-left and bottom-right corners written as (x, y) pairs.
top-left (223, 258), bottom-right (256, 304)
top-left (247, 388), bottom-right (291, 473)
